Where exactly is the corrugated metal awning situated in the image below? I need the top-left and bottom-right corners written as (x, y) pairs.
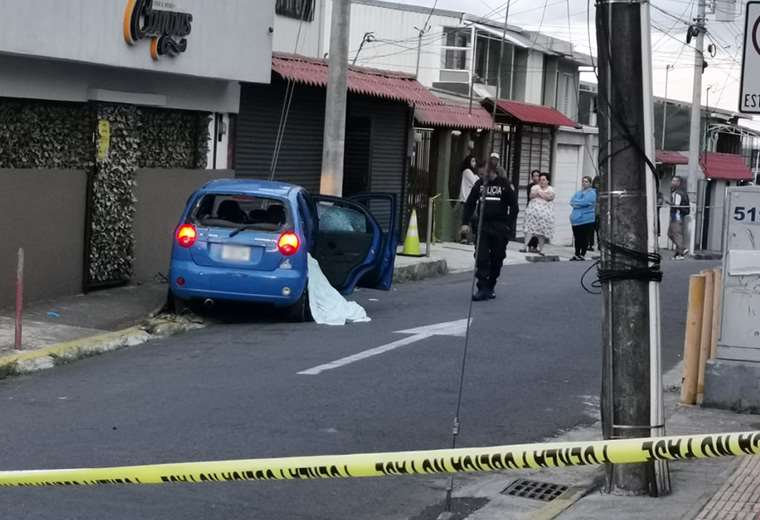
top-left (272, 52), bottom-right (441, 106)
top-left (700, 152), bottom-right (753, 181)
top-left (415, 102), bottom-right (494, 130)
top-left (470, 23), bottom-right (530, 49)
top-left (483, 98), bottom-right (578, 127)
top-left (656, 150), bottom-right (688, 165)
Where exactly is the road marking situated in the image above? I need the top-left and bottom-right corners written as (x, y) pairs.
top-left (297, 319), bottom-right (469, 375)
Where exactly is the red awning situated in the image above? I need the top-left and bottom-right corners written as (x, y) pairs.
top-left (700, 152), bottom-right (753, 181)
top-left (272, 52), bottom-right (441, 106)
top-left (656, 150), bottom-right (688, 165)
top-left (483, 98), bottom-right (578, 127)
top-left (415, 102), bottom-right (494, 130)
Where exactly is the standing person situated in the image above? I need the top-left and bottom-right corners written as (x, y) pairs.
top-left (523, 173), bottom-right (555, 255)
top-left (569, 176), bottom-right (598, 261)
top-left (487, 152), bottom-right (508, 178)
top-left (520, 170), bottom-right (541, 253)
top-left (461, 163), bottom-right (519, 301)
top-left (458, 156), bottom-right (480, 243)
top-left (459, 156), bottom-right (479, 203)
top-left (667, 175), bottom-right (690, 259)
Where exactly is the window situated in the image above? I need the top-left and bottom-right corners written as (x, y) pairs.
top-left (276, 0), bottom-right (314, 22)
top-left (192, 194), bottom-right (290, 231)
top-left (441, 27), bottom-right (471, 71)
top-left (316, 203), bottom-right (369, 233)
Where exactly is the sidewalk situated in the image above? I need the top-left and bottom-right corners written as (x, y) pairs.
top-left (394, 241), bottom-right (577, 282)
top-left (0, 282), bottom-right (167, 354)
top-left (444, 365), bottom-right (760, 520)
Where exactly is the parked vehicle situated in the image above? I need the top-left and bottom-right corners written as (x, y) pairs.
top-left (169, 179), bottom-right (398, 321)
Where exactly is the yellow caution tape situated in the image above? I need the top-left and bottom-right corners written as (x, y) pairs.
top-left (1, 431), bottom-right (758, 487)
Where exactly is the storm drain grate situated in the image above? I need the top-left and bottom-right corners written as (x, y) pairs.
top-left (501, 479), bottom-right (568, 502)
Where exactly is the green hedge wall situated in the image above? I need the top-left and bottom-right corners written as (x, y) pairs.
top-left (0, 98), bottom-right (211, 285)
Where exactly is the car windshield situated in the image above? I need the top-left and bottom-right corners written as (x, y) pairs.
top-left (191, 194), bottom-right (289, 232)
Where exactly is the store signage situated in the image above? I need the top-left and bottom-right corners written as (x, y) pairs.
top-left (123, 0), bottom-right (193, 61)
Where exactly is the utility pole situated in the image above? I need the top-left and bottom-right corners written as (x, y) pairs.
top-left (661, 64), bottom-right (673, 150)
top-left (687, 0), bottom-right (707, 252)
top-left (320, 0), bottom-right (351, 196)
top-left (596, 0), bottom-right (667, 495)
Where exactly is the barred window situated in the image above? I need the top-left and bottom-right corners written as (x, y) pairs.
top-left (276, 0), bottom-right (315, 21)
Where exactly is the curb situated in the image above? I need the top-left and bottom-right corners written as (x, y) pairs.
top-left (393, 259), bottom-right (449, 283)
top-left (0, 316), bottom-right (201, 379)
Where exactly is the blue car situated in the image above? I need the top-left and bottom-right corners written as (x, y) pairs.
top-left (169, 179), bottom-right (398, 321)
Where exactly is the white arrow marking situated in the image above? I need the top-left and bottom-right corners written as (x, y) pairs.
top-left (297, 319), bottom-right (470, 375)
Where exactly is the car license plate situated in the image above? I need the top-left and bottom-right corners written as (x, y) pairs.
top-left (221, 245), bottom-right (251, 262)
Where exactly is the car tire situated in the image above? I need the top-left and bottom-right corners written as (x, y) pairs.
top-left (285, 289), bottom-right (312, 323)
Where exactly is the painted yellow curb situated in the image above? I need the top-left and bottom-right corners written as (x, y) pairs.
top-left (0, 317), bottom-right (196, 375)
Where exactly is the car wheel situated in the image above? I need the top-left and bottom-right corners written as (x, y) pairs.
top-left (285, 289), bottom-right (312, 323)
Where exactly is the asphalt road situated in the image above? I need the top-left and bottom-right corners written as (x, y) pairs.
top-left (0, 259), bottom-right (710, 519)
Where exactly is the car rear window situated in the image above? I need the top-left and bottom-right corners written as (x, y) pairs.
top-left (190, 194), bottom-right (290, 231)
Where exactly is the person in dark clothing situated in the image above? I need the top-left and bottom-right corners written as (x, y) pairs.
top-left (520, 169), bottom-right (541, 253)
top-left (461, 165), bottom-right (519, 301)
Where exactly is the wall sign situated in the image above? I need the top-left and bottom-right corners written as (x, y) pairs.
top-left (123, 0), bottom-right (193, 61)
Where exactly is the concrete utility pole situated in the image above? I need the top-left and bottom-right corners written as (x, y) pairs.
top-left (320, 0), bottom-right (351, 196)
top-left (661, 64), bottom-right (673, 150)
top-left (596, 0), bottom-right (665, 495)
top-left (687, 0), bottom-right (707, 251)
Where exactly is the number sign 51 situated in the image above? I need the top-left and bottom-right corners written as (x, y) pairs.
top-left (734, 206), bottom-right (759, 223)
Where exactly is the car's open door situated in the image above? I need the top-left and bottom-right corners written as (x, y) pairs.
top-left (310, 195), bottom-right (384, 295)
top-left (346, 193), bottom-right (398, 291)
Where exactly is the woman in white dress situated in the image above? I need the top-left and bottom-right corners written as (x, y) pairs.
top-left (458, 156), bottom-right (480, 243)
top-left (523, 173), bottom-right (555, 255)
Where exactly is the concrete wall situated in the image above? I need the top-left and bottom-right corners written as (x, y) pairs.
top-left (335, 1), bottom-right (464, 88)
top-left (132, 169), bottom-right (232, 283)
top-left (0, 170), bottom-right (87, 309)
top-left (273, 2), bottom-right (328, 57)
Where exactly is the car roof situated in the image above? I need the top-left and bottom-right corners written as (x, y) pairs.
top-left (199, 179), bottom-right (300, 197)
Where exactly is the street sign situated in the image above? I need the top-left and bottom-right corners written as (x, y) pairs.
top-left (740, 2), bottom-right (760, 113)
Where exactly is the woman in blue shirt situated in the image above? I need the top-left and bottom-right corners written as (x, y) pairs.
top-left (569, 176), bottom-right (597, 261)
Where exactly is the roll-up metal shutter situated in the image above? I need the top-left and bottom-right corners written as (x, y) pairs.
top-left (235, 78), bottom-right (325, 193)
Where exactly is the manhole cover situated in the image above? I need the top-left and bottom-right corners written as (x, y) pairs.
top-left (501, 479), bottom-right (568, 502)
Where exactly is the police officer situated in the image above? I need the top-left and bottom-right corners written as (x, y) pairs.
top-left (460, 153), bottom-right (519, 301)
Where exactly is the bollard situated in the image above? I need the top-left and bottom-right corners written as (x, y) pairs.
top-left (14, 248), bottom-right (24, 351)
top-left (697, 270), bottom-right (714, 404)
top-left (710, 268), bottom-right (722, 359)
top-left (681, 274), bottom-right (705, 405)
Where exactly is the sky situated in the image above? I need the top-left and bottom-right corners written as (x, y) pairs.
top-left (393, 0), bottom-right (748, 113)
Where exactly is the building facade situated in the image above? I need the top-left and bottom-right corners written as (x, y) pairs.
top-left (0, 0), bottom-right (275, 305)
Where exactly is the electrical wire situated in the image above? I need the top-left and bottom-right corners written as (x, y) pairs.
top-left (270, 1), bottom-right (309, 180)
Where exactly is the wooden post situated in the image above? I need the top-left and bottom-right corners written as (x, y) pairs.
top-left (697, 270), bottom-right (714, 403)
top-left (681, 274), bottom-right (705, 405)
top-left (710, 268), bottom-right (722, 359)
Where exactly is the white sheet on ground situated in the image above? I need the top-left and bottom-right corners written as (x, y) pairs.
top-left (307, 254), bottom-right (371, 326)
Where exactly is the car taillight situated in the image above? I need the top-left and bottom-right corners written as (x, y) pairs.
top-left (176, 224), bottom-right (197, 248)
top-left (277, 231), bottom-right (300, 256)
